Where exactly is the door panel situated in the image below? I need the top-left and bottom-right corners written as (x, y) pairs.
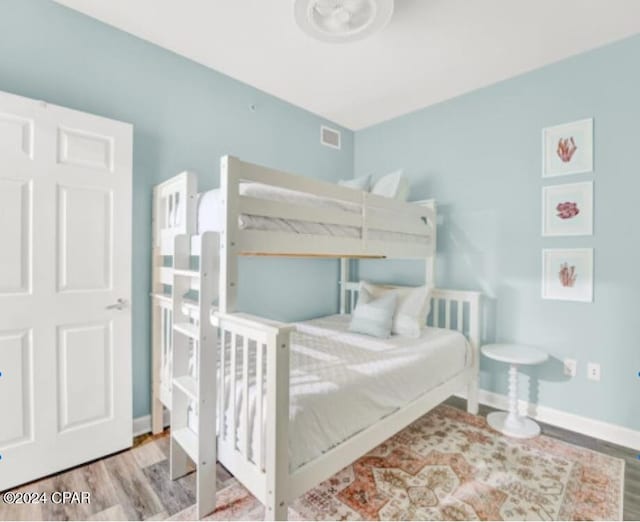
top-left (57, 185), bottom-right (113, 292)
top-left (0, 329), bottom-right (33, 448)
top-left (0, 90), bottom-right (132, 491)
top-left (57, 126), bottom-right (114, 172)
top-left (57, 322), bottom-right (112, 432)
top-left (0, 112), bottom-right (34, 160)
top-left (0, 178), bottom-right (31, 295)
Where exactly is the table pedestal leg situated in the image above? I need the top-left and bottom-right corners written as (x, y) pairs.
top-left (487, 363), bottom-right (541, 439)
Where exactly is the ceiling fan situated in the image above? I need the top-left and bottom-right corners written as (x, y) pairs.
top-left (294, 0), bottom-right (394, 43)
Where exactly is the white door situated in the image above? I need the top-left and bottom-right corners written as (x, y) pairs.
top-left (0, 90), bottom-right (132, 491)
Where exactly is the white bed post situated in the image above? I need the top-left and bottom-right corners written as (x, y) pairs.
top-left (220, 155), bottom-right (240, 314)
top-left (151, 185), bottom-right (164, 434)
top-left (339, 258), bottom-right (350, 314)
top-left (196, 231), bottom-right (218, 518)
top-left (170, 234), bottom-right (193, 481)
top-left (422, 199), bottom-right (437, 287)
top-left (466, 294), bottom-right (481, 415)
top-left (265, 327), bottom-right (294, 521)
top-left (426, 256), bottom-right (436, 288)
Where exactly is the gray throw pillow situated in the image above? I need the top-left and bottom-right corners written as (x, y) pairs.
top-left (349, 287), bottom-right (398, 338)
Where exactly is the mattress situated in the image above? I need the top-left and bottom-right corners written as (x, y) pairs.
top-left (197, 182), bottom-right (430, 243)
top-left (218, 314), bottom-right (470, 471)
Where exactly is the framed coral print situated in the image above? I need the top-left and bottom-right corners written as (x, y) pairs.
top-left (542, 181), bottom-right (593, 237)
top-left (542, 248), bottom-right (593, 302)
top-left (542, 118), bottom-right (593, 177)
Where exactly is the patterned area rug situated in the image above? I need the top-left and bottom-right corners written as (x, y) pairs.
top-left (171, 405), bottom-right (624, 521)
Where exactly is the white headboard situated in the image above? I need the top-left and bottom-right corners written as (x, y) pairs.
top-left (340, 281), bottom-right (481, 349)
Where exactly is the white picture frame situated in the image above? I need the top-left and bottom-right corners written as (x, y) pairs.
top-left (542, 118), bottom-right (593, 177)
top-left (542, 181), bottom-right (593, 237)
top-left (542, 248), bottom-right (593, 302)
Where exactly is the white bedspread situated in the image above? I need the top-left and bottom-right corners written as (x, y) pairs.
top-left (197, 183), bottom-right (430, 243)
top-left (218, 314), bottom-right (470, 471)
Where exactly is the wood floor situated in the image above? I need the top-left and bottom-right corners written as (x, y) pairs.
top-left (1, 398), bottom-right (637, 521)
top-left (0, 433), bottom-right (235, 521)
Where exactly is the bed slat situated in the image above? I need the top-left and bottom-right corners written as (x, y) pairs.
top-left (242, 336), bottom-right (250, 459)
top-left (256, 342), bottom-right (264, 470)
top-left (445, 301), bottom-right (451, 329)
top-left (230, 332), bottom-right (237, 449)
top-left (219, 330), bottom-right (226, 440)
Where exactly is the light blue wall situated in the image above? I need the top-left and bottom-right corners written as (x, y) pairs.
top-left (2, 1), bottom-right (637, 431)
top-left (0, 0), bottom-right (353, 418)
top-left (355, 36), bottom-right (640, 431)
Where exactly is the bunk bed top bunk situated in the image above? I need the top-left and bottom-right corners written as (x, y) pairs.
top-left (152, 156), bottom-right (436, 260)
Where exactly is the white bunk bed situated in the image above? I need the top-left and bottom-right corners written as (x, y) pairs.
top-left (150, 156), bottom-right (481, 520)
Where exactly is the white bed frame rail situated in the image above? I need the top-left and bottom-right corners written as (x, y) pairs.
top-left (219, 156), bottom-right (435, 258)
top-left (209, 286), bottom-right (481, 520)
top-left (216, 156), bottom-right (435, 313)
top-left (210, 311), bottom-right (294, 515)
top-left (153, 158), bottom-right (435, 259)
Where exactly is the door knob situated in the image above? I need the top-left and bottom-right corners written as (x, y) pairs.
top-left (106, 298), bottom-right (127, 311)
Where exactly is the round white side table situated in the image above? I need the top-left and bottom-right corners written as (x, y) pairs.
top-left (481, 344), bottom-right (548, 439)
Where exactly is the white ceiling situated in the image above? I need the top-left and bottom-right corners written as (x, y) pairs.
top-left (55, 0), bottom-right (640, 130)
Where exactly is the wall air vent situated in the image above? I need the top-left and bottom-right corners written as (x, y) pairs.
top-left (320, 125), bottom-right (341, 150)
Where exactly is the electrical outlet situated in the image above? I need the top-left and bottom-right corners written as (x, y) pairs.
top-left (587, 362), bottom-right (601, 381)
top-left (564, 358), bottom-right (577, 377)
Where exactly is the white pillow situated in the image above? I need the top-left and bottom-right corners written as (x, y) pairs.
top-left (338, 174), bottom-right (372, 191)
top-left (371, 170), bottom-right (409, 201)
top-left (349, 287), bottom-right (397, 338)
top-left (360, 281), bottom-right (432, 338)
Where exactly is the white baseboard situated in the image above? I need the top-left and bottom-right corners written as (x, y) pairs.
top-left (132, 409), bottom-right (171, 437)
top-left (457, 388), bottom-right (640, 451)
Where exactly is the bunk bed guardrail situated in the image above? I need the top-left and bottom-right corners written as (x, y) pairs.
top-left (153, 157), bottom-right (436, 259)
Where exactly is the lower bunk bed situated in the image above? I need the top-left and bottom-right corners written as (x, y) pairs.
top-left (209, 285), bottom-right (480, 520)
top-left (157, 282), bottom-right (480, 519)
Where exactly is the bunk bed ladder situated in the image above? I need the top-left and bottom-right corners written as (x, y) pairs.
top-left (169, 232), bottom-right (218, 519)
